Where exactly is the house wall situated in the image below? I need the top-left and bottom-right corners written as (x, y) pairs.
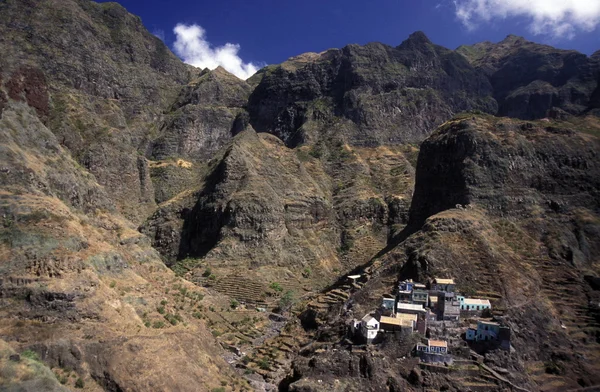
top-left (417, 352), bottom-right (454, 365)
top-left (466, 329), bottom-right (477, 341)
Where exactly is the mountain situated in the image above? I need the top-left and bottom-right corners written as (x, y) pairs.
top-left (457, 35), bottom-right (600, 119)
top-left (0, 0), bottom-right (599, 391)
top-left (248, 31), bottom-right (497, 147)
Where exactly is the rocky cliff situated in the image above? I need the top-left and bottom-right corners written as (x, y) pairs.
top-left (248, 32), bottom-right (497, 147)
top-left (458, 35), bottom-right (600, 120)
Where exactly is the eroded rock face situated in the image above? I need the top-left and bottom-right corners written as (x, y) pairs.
top-left (0, 0), bottom-right (192, 223)
top-left (143, 130), bottom-right (342, 287)
top-left (248, 32), bottom-right (497, 147)
top-left (458, 35), bottom-right (600, 119)
top-left (409, 115), bottom-right (600, 228)
top-left (150, 67), bottom-right (253, 163)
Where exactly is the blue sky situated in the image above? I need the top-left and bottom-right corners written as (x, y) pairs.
top-left (104, 0), bottom-right (600, 78)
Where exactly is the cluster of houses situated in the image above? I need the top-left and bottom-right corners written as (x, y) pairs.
top-left (349, 277), bottom-right (510, 363)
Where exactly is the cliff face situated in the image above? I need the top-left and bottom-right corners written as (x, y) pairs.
top-left (142, 128), bottom-right (416, 297)
top-left (247, 32), bottom-right (497, 147)
top-left (0, 1), bottom-right (247, 390)
top-left (409, 115), bottom-right (600, 229)
top-left (458, 35), bottom-right (600, 119)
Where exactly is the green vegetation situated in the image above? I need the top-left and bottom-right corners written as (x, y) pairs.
top-left (278, 290), bottom-right (295, 311)
top-left (171, 257), bottom-right (202, 277)
top-left (152, 321), bottom-right (165, 329)
top-left (339, 237), bottom-right (354, 254)
top-left (302, 267), bottom-right (312, 278)
top-left (75, 377), bottom-right (85, 388)
top-left (256, 358), bottom-right (270, 370)
top-left (269, 282), bottom-right (283, 292)
top-left (230, 299), bottom-right (239, 309)
top-left (21, 349), bottom-right (40, 361)
top-left (157, 306), bottom-right (165, 314)
top-left (109, 280), bottom-right (116, 288)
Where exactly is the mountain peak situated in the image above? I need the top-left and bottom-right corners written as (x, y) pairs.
top-left (406, 31), bottom-right (432, 45)
top-left (397, 31), bottom-right (433, 51)
top-left (500, 34), bottom-right (526, 45)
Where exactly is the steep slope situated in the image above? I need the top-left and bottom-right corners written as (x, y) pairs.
top-left (458, 35), bottom-right (600, 120)
top-left (287, 114), bottom-right (600, 391)
top-left (0, 97), bottom-right (247, 390)
top-left (142, 129), bottom-right (416, 299)
top-left (0, 0), bottom-right (192, 223)
top-left (247, 32), bottom-right (497, 147)
top-left (148, 66), bottom-right (253, 203)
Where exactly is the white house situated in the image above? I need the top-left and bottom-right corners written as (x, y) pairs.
top-left (416, 339), bottom-right (448, 354)
top-left (360, 314), bottom-right (380, 343)
top-left (457, 296), bottom-right (492, 312)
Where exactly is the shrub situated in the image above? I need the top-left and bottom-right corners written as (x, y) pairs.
top-left (202, 267), bottom-right (212, 277)
top-left (279, 290), bottom-right (295, 311)
top-left (157, 306), bottom-right (165, 314)
top-left (302, 267), bottom-right (311, 278)
top-left (21, 349), bottom-right (39, 361)
top-left (152, 321), bottom-right (165, 329)
top-left (109, 281), bottom-right (116, 288)
top-left (256, 358), bottom-right (270, 370)
top-left (75, 377), bottom-right (85, 388)
top-left (230, 299), bottom-right (239, 309)
top-left (211, 388), bottom-right (225, 392)
top-left (269, 282), bottom-right (283, 292)
top-left (160, 299), bottom-right (167, 306)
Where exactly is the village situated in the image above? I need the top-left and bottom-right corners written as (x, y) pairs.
top-left (348, 276), bottom-right (512, 366)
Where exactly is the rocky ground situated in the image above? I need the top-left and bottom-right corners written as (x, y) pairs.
top-left (0, 0), bottom-right (599, 391)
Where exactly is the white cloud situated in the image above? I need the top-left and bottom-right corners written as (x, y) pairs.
top-left (453, 0), bottom-right (600, 39)
top-left (172, 23), bottom-right (260, 80)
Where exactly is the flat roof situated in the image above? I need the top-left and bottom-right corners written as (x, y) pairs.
top-left (463, 298), bottom-right (491, 306)
top-left (397, 303), bottom-right (425, 312)
top-left (428, 339), bottom-right (448, 348)
top-left (414, 283), bottom-right (427, 288)
top-left (434, 278), bottom-right (455, 284)
top-left (478, 320), bottom-right (499, 326)
top-left (380, 316), bottom-right (403, 326)
top-left (348, 275), bottom-right (361, 280)
top-left (395, 313), bottom-right (417, 322)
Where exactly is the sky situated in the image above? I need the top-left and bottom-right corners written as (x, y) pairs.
top-left (102, 0), bottom-right (600, 79)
